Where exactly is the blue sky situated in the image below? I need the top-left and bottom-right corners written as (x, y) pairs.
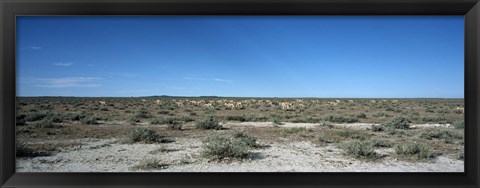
top-left (16, 16), bottom-right (464, 98)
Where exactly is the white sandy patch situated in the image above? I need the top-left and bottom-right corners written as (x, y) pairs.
top-left (222, 122), bottom-right (455, 130)
top-left (16, 138), bottom-right (463, 172)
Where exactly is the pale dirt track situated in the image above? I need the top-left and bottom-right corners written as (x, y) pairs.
top-left (16, 122), bottom-right (463, 172)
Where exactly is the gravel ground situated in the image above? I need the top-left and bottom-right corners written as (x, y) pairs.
top-left (17, 127), bottom-right (464, 172)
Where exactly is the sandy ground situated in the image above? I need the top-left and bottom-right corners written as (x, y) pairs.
top-left (16, 122), bottom-right (463, 172)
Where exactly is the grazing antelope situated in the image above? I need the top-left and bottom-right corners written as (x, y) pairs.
top-left (280, 102), bottom-right (294, 110)
top-left (456, 106), bottom-right (465, 114)
top-left (98, 101), bottom-right (106, 105)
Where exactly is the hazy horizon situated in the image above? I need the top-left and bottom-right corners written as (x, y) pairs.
top-left (16, 16), bottom-right (464, 98)
top-left (15, 95), bottom-right (464, 99)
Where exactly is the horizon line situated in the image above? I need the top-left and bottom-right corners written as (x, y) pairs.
top-left (15, 95), bottom-right (465, 99)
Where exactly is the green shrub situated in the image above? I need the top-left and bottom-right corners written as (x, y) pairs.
top-left (372, 112), bottom-right (391, 118)
top-left (272, 117), bottom-right (284, 125)
top-left (420, 130), bottom-right (464, 140)
top-left (420, 116), bottom-right (447, 124)
top-left (66, 113), bottom-right (86, 121)
top-left (126, 127), bottom-right (161, 144)
top-left (394, 143), bottom-right (432, 159)
top-left (225, 115), bottom-right (247, 122)
top-left (48, 113), bottom-right (65, 123)
top-left (341, 141), bottom-right (376, 158)
top-left (283, 127), bottom-right (311, 134)
top-left (384, 117), bottom-right (411, 129)
top-left (80, 116), bottom-right (97, 125)
top-left (356, 113), bottom-right (367, 119)
top-left (370, 125), bottom-right (385, 132)
top-left (370, 139), bottom-right (392, 148)
top-left (196, 116), bottom-right (222, 130)
top-left (128, 117), bottom-right (141, 124)
top-left (384, 126), bottom-right (409, 136)
top-left (385, 107), bottom-right (395, 111)
top-left (134, 109), bottom-right (151, 119)
top-left (24, 112), bottom-right (48, 122)
top-left (158, 110), bottom-right (170, 115)
top-left (34, 118), bottom-right (57, 128)
top-left (201, 134), bottom-right (251, 160)
top-left (318, 121), bottom-right (334, 128)
top-left (150, 116), bottom-right (184, 129)
top-left (334, 130), bottom-right (370, 140)
top-left (316, 133), bottom-right (331, 143)
top-left (453, 120), bottom-right (464, 129)
top-left (16, 142), bottom-right (35, 157)
top-left (324, 115), bottom-right (358, 123)
top-left (289, 116), bottom-right (324, 123)
top-left (233, 132), bottom-right (257, 148)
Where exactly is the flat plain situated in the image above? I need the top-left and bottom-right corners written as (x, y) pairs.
top-left (15, 97), bottom-right (464, 172)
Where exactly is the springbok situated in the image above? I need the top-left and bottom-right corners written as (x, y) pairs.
top-left (456, 106), bottom-right (465, 114)
top-left (280, 102), bottom-right (293, 110)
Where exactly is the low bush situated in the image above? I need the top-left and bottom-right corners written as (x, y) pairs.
top-left (341, 141), bottom-right (376, 158)
top-left (372, 112), bottom-right (392, 118)
top-left (283, 127), bottom-right (312, 135)
top-left (34, 118), bottom-right (57, 128)
top-left (24, 112), bottom-right (48, 122)
top-left (128, 117), bottom-right (141, 124)
top-left (288, 116), bottom-right (324, 123)
top-left (318, 121), bottom-right (334, 128)
top-left (323, 115), bottom-right (358, 123)
top-left (150, 116), bottom-right (184, 130)
top-left (394, 143), bottom-right (432, 159)
top-left (201, 134), bottom-right (253, 160)
top-left (334, 130), bottom-right (370, 140)
top-left (356, 113), bottom-right (367, 119)
top-left (370, 139), bottom-right (392, 148)
top-left (453, 120), bottom-right (464, 129)
top-left (384, 126), bottom-right (411, 136)
top-left (225, 115), bottom-right (247, 122)
top-left (196, 116), bottom-right (222, 130)
top-left (126, 127), bottom-right (161, 144)
top-left (383, 117), bottom-right (410, 129)
top-left (271, 117), bottom-right (284, 125)
top-left (420, 130), bottom-right (464, 140)
top-left (233, 132), bottom-right (257, 147)
top-left (316, 133), bottom-right (331, 143)
top-left (158, 110), bottom-right (170, 115)
top-left (371, 124), bottom-right (385, 132)
top-left (420, 116), bottom-right (447, 124)
top-left (80, 116), bottom-right (97, 125)
top-left (16, 142), bottom-right (35, 157)
top-left (66, 113), bottom-right (86, 121)
top-left (134, 109), bottom-right (151, 119)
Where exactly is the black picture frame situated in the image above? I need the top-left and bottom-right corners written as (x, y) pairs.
top-left (1, 0), bottom-right (479, 187)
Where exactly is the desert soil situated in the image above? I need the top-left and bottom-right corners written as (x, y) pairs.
top-left (16, 122), bottom-right (463, 172)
